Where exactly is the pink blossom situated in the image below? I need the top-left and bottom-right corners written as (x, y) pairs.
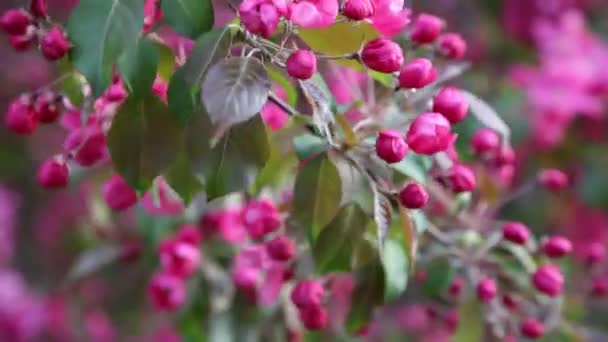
top-left (369, 0), bottom-right (411, 37)
top-left (260, 85), bottom-right (289, 130)
top-left (287, 0), bottom-right (338, 28)
top-left (141, 178), bottom-right (185, 216)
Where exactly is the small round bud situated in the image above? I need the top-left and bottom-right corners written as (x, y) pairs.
top-left (375, 130), bottom-right (408, 163)
top-left (447, 164), bottom-right (476, 193)
top-left (343, 0), bottom-right (376, 20)
top-left (291, 279), bottom-right (324, 309)
top-left (448, 276), bottom-right (464, 298)
top-left (410, 13), bottom-right (443, 44)
top-left (406, 112), bottom-right (452, 155)
top-left (242, 199), bottom-right (282, 239)
top-left (591, 277), bottom-right (608, 297)
top-left (37, 157), bottom-right (69, 189)
top-left (41, 27), bottom-right (70, 61)
top-left (102, 174), bottom-right (138, 211)
top-left (286, 49), bottom-right (317, 80)
top-left (158, 238), bottom-right (201, 278)
top-left (34, 92), bottom-right (61, 123)
top-left (432, 87), bottom-right (469, 124)
top-left (476, 277), bottom-right (497, 303)
top-left (0, 9), bottom-right (32, 36)
top-left (232, 267), bottom-right (259, 295)
top-left (470, 128), bottom-right (500, 156)
top-left (399, 182), bottom-right (429, 209)
top-left (521, 318), bottom-right (544, 339)
top-left (30, 0), bottom-right (48, 18)
top-left (437, 33), bottom-right (467, 60)
top-left (63, 127), bottom-right (107, 167)
top-left (584, 242), bottom-right (605, 265)
top-left (542, 236), bottom-right (572, 258)
top-left (176, 224), bottom-right (202, 246)
top-left (501, 293), bottom-right (518, 311)
top-left (398, 58), bottom-right (437, 89)
top-left (5, 96), bottom-right (37, 134)
top-left (9, 31), bottom-right (36, 52)
top-left (361, 38), bottom-right (404, 73)
top-left (266, 235), bottom-right (296, 261)
top-left (299, 306), bottom-right (328, 330)
top-left (537, 168), bottom-right (568, 192)
top-left (502, 221), bottom-right (530, 245)
top-left (147, 272), bottom-right (186, 312)
top-left (532, 265), bottom-right (564, 297)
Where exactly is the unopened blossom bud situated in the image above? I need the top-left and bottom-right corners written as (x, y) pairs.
top-left (542, 236), bottom-right (572, 258)
top-left (30, 0), bottom-right (48, 18)
top-left (299, 305), bottom-right (328, 330)
top-left (64, 126), bottom-right (107, 166)
top-left (239, 0), bottom-right (280, 39)
top-left (470, 128), bottom-right (500, 156)
top-left (584, 242), bottom-right (605, 265)
top-left (532, 265), bottom-right (564, 297)
top-left (266, 235), bottom-right (296, 261)
top-left (177, 225), bottom-right (202, 246)
top-left (343, 0), bottom-right (376, 20)
top-left (291, 279), bottom-right (324, 309)
top-left (448, 276), bottom-right (464, 298)
top-left (444, 309), bottom-right (459, 332)
top-left (41, 27), bottom-right (70, 61)
top-left (376, 130), bottom-right (408, 163)
top-left (37, 157), bottom-right (69, 189)
top-left (437, 33), bottom-right (467, 60)
top-left (147, 272), bottom-right (186, 311)
top-left (361, 38), bottom-right (404, 73)
top-left (537, 168), bottom-right (568, 192)
top-left (502, 222), bottom-right (530, 245)
top-left (410, 13), bottom-right (443, 44)
top-left (521, 318), bottom-right (544, 339)
top-left (102, 174), bottom-right (137, 211)
top-left (406, 112), bottom-right (452, 155)
top-left (159, 238), bottom-right (201, 278)
top-left (105, 82), bottom-right (127, 102)
top-left (9, 32), bottom-right (36, 52)
top-left (502, 293), bottom-right (518, 311)
top-left (399, 182), bottom-right (429, 209)
top-left (242, 199), bottom-right (282, 239)
top-left (34, 92), bottom-right (61, 123)
top-left (591, 278), bottom-right (608, 297)
top-left (447, 164), bottom-right (476, 193)
top-left (398, 58), bottom-right (437, 89)
top-left (432, 87), bottom-right (469, 124)
top-left (232, 267), bottom-right (259, 294)
top-left (494, 146), bottom-right (515, 166)
top-left (476, 277), bottom-right (497, 303)
top-left (0, 9), bottom-right (32, 36)
top-left (286, 49), bottom-right (317, 80)
top-left (5, 96), bottom-right (37, 134)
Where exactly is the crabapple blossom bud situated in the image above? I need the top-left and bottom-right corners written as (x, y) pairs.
top-left (399, 182), bottom-right (429, 209)
top-left (147, 272), bottom-right (186, 311)
top-left (30, 0), bottom-right (48, 18)
top-left (537, 168), bottom-right (568, 192)
top-left (9, 32), bottom-right (36, 51)
top-left (266, 235), bottom-right (296, 261)
top-left (406, 112), bottom-right (452, 155)
top-left (470, 128), bottom-right (500, 156)
top-left (521, 318), bottom-right (544, 339)
top-left (448, 276), bottom-right (464, 298)
top-left (444, 309), bottom-right (459, 332)
top-left (375, 130), bottom-right (408, 163)
top-left (343, 0), bottom-right (376, 20)
top-left (476, 277), bottom-right (497, 303)
top-left (105, 82), bottom-right (127, 103)
top-left (532, 265), bottom-right (564, 297)
top-left (232, 267), bottom-right (259, 294)
top-left (361, 38), bottom-right (404, 73)
top-left (41, 27), bottom-right (70, 61)
top-left (239, 0), bottom-right (280, 39)
top-left (37, 157), bottom-right (69, 189)
top-left (591, 278), bottom-right (608, 297)
top-left (176, 225), bottom-right (202, 246)
top-left (0, 9), bottom-right (31, 36)
top-left (542, 236), bottom-right (572, 258)
top-left (102, 174), bottom-right (137, 211)
top-left (494, 146), bottom-right (515, 166)
top-left (410, 14), bottom-right (443, 44)
top-left (432, 87), bottom-right (469, 124)
top-left (502, 293), bottom-right (518, 311)
top-left (286, 50), bottom-right (317, 80)
top-left (299, 306), bottom-right (328, 330)
top-left (447, 164), bottom-right (476, 193)
top-left (5, 96), bottom-right (37, 134)
top-left (291, 279), bottom-right (324, 309)
top-left (437, 33), bottom-right (467, 60)
top-left (242, 199), bottom-right (282, 239)
top-left (502, 222), bottom-right (530, 245)
top-left (34, 92), bottom-right (61, 123)
top-left (64, 126), bottom-right (107, 166)
top-left (158, 238), bottom-right (201, 278)
top-left (398, 58), bottom-right (437, 89)
top-left (584, 242), bottom-right (605, 265)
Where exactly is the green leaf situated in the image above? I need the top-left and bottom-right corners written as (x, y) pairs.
top-left (67, 0), bottom-right (144, 97)
top-left (202, 57), bottom-right (271, 127)
top-left (398, 204), bottom-right (418, 272)
top-left (118, 37), bottom-right (159, 98)
top-left (253, 150), bottom-right (297, 194)
top-left (107, 94), bottom-right (183, 192)
top-left (452, 300), bottom-right (483, 342)
top-left (391, 153), bottom-right (432, 184)
top-left (370, 70), bottom-right (394, 88)
top-left (381, 239), bottom-right (408, 301)
top-left (156, 43), bottom-right (175, 81)
top-left (164, 149), bottom-right (204, 205)
top-left (421, 257), bottom-right (456, 297)
top-left (266, 66), bottom-right (297, 106)
top-left (57, 59), bottom-right (85, 107)
top-left (347, 254), bottom-right (385, 333)
top-left (168, 67), bottom-right (198, 125)
top-left (161, 0), bottom-right (214, 39)
top-left (299, 21), bottom-right (379, 70)
top-left (293, 153), bottom-right (342, 239)
top-left (461, 90), bottom-right (511, 143)
top-left (313, 204), bottom-right (370, 273)
top-left (293, 134), bottom-right (328, 161)
top-left (373, 187), bottom-right (392, 249)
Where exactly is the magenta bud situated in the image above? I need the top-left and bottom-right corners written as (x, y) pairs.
top-left (502, 221), bottom-right (530, 245)
top-left (299, 305), bottom-right (328, 330)
top-left (470, 128), bottom-right (500, 156)
top-left (521, 318), bottom-right (544, 339)
top-left (291, 279), bottom-right (324, 309)
top-left (376, 130), bottom-right (408, 163)
top-left (542, 236), bottom-right (572, 258)
top-left (34, 91), bottom-right (61, 123)
top-left (476, 277), bottom-right (497, 303)
top-left (399, 182), bottom-right (429, 209)
top-left (266, 235), bottom-right (296, 261)
top-left (37, 157), bottom-right (69, 189)
top-left (406, 112), bottom-right (452, 155)
top-left (361, 38), bottom-right (404, 73)
top-left (30, 0), bottom-right (48, 18)
top-left (158, 238), bottom-right (201, 278)
top-left (501, 293), bottom-right (518, 311)
top-left (532, 265), bottom-right (564, 297)
top-left (102, 174), bottom-right (138, 211)
top-left (177, 224), bottom-right (202, 246)
top-left (398, 58), bottom-right (437, 89)
top-left (5, 96), bottom-right (37, 135)
top-left (9, 31), bottom-right (36, 52)
top-left (591, 278), bottom-right (608, 297)
top-left (232, 267), bottom-right (260, 293)
top-left (41, 27), bottom-right (70, 61)
top-left (0, 9), bottom-right (32, 36)
top-left (343, 0), bottom-right (376, 20)
top-left (432, 87), bottom-right (469, 124)
top-left (447, 164), bottom-right (476, 193)
top-left (448, 276), bottom-right (464, 298)
top-left (584, 242), bottom-right (605, 265)
top-left (63, 126), bottom-right (107, 167)
top-left (537, 168), bottom-right (568, 192)
top-left (286, 49), bottom-right (317, 80)
top-left (437, 33), bottom-right (467, 60)
top-left (410, 13), bottom-right (443, 44)
top-left (239, 0), bottom-right (280, 39)
top-left (242, 199), bottom-right (282, 239)
top-left (147, 272), bottom-right (186, 312)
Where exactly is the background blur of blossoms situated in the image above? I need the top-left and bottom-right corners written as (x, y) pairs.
top-left (1, 0), bottom-right (608, 340)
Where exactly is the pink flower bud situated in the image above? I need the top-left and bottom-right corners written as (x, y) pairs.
top-left (470, 128), bottom-right (500, 156)
top-left (376, 130), bottom-right (408, 163)
top-left (502, 293), bottom-right (518, 311)
top-left (444, 309), bottom-right (459, 332)
top-left (64, 126), bottom-right (108, 166)
top-left (398, 58), bottom-right (437, 89)
top-left (177, 225), bottom-right (202, 246)
top-left (521, 318), bottom-right (544, 339)
top-left (34, 92), bottom-right (61, 123)
top-left (591, 278), bottom-right (608, 297)
top-left (298, 306), bottom-right (328, 330)
top-left (399, 182), bottom-right (429, 209)
top-left (494, 146), bottom-right (515, 166)
top-left (584, 242), bottom-right (605, 265)
top-left (37, 157), bottom-right (69, 189)
top-left (41, 27), bottom-right (70, 61)
top-left (9, 31), bottom-right (36, 52)
top-left (537, 168), bottom-right (568, 192)
top-left (476, 277), bottom-right (497, 303)
top-left (0, 9), bottom-right (32, 36)
top-left (30, 0), bottom-right (48, 18)
top-left (239, 0), bottom-right (280, 39)
top-left (232, 267), bottom-right (260, 294)
top-left (291, 279), bottom-right (324, 309)
top-left (532, 265), bottom-right (563, 297)
top-left (437, 33), bottom-right (467, 60)
top-left (432, 87), bottom-right (469, 124)
top-left (159, 238), bottom-right (201, 278)
top-left (447, 164), bottom-right (476, 193)
top-left (105, 82), bottom-right (127, 103)
top-left (448, 276), bottom-right (464, 298)
top-left (406, 112), bottom-right (452, 155)
top-left (286, 49), bottom-right (317, 80)
top-left (266, 235), bottom-right (296, 261)
top-left (5, 96), bottom-right (37, 134)
top-left (343, 0), bottom-right (376, 20)
top-left (242, 199), bottom-right (282, 239)
top-left (102, 174), bottom-right (138, 211)
top-left (361, 38), bottom-right (404, 73)
top-left (542, 236), bottom-right (572, 258)
top-left (410, 13), bottom-right (443, 44)
top-left (502, 221), bottom-right (530, 245)
top-left (147, 272), bottom-right (186, 311)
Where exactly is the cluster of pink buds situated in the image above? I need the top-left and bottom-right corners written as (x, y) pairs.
top-left (1, 0), bottom-right (70, 59)
top-left (291, 279), bottom-right (328, 330)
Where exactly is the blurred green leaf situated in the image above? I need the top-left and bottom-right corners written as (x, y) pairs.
top-left (347, 252), bottom-right (385, 333)
top-left (392, 153), bottom-right (432, 184)
top-left (267, 66), bottom-right (298, 106)
top-left (421, 257), bottom-right (455, 297)
top-left (156, 42), bottom-right (175, 81)
top-left (381, 239), bottom-right (408, 301)
top-left (161, 0), bottom-right (214, 39)
top-left (293, 134), bottom-right (329, 161)
top-left (452, 300), bottom-right (483, 342)
top-left (119, 37), bottom-right (159, 98)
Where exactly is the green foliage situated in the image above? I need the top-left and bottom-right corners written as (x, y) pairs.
top-left (381, 239), bottom-right (408, 301)
top-left (118, 37), bottom-right (159, 98)
top-left (161, 0), bottom-right (214, 39)
top-left (346, 252), bottom-right (385, 333)
top-left (421, 258), bottom-right (456, 297)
